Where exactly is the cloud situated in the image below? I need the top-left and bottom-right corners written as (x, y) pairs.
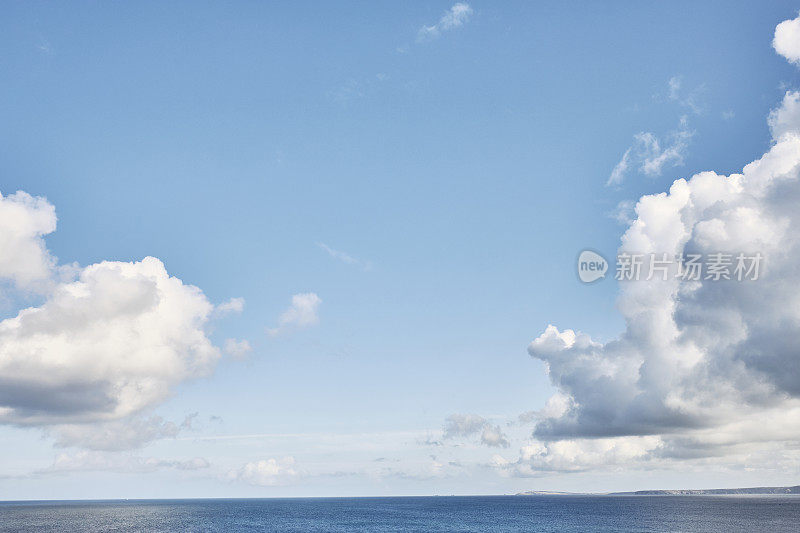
top-left (492, 436), bottom-right (661, 476)
top-left (774, 12), bottom-right (800, 64)
top-left (37, 40), bottom-right (51, 54)
top-left (608, 149), bottom-right (631, 187)
top-left (0, 191), bottom-right (240, 452)
top-left (215, 297), bottom-right (245, 316)
top-left (668, 76), bottom-right (682, 101)
top-left (417, 434), bottom-right (443, 447)
top-left (372, 456), bottom-right (456, 480)
top-left (52, 414), bottom-right (197, 451)
top-left (443, 414), bottom-right (488, 437)
top-left (0, 190), bottom-right (57, 290)
top-left (609, 200), bottom-right (636, 226)
top-left (610, 75), bottom-right (707, 186)
top-left (768, 91), bottom-right (800, 140)
top-left (0, 256), bottom-right (219, 427)
top-left (317, 242), bottom-right (372, 271)
top-left (521, 36), bottom-right (800, 471)
top-left (663, 75), bottom-right (705, 115)
top-left (224, 338), bottom-right (252, 359)
top-left (41, 450), bottom-right (210, 475)
top-left (327, 79), bottom-right (365, 105)
top-left (417, 3), bottom-right (473, 42)
top-left (443, 414), bottom-right (510, 448)
top-left (267, 293), bottom-right (321, 337)
top-left (517, 392), bottom-right (573, 426)
top-left (229, 457), bottom-right (299, 486)
top-left (480, 425), bottom-right (511, 448)
top-left (607, 116), bottom-right (693, 185)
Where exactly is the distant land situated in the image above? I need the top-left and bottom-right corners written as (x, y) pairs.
top-left (517, 486), bottom-right (800, 496)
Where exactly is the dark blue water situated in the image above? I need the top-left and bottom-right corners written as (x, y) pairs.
top-left (1, 495), bottom-right (799, 532)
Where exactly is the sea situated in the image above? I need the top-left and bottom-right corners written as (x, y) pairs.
top-left (0, 495), bottom-right (798, 532)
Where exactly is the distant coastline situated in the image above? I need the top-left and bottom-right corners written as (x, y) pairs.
top-left (517, 486), bottom-right (800, 496)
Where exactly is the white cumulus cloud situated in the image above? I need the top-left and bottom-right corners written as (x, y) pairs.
top-left (229, 456), bottom-right (299, 486)
top-left (774, 12), bottom-right (800, 64)
top-left (515, 18), bottom-right (800, 475)
top-left (0, 191), bottom-right (240, 452)
top-left (0, 256), bottom-right (219, 426)
top-left (524, 85), bottom-right (800, 472)
top-left (267, 292), bottom-right (321, 337)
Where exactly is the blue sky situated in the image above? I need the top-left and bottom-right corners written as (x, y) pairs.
top-left (2, 1), bottom-right (800, 498)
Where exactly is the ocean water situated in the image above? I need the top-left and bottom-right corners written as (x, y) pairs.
top-left (0, 495), bottom-right (799, 532)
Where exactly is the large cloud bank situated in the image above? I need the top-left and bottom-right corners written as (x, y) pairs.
top-left (509, 13), bottom-right (800, 475)
top-left (0, 190), bottom-right (227, 450)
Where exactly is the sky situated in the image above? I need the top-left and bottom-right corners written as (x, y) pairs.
top-left (2, 1), bottom-right (800, 498)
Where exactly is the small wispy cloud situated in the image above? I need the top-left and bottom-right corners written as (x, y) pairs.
top-left (327, 79), bottom-right (365, 105)
top-left (215, 297), bottom-right (245, 316)
top-left (417, 3), bottom-right (473, 42)
top-left (317, 242), bottom-right (372, 271)
top-left (267, 293), bottom-right (321, 337)
top-left (608, 199), bottom-right (636, 226)
top-left (327, 74), bottom-right (389, 106)
top-left (664, 75), bottom-right (706, 115)
top-left (442, 414), bottom-right (510, 448)
top-left (38, 451), bottom-right (210, 475)
top-left (224, 338), bottom-right (252, 360)
top-left (667, 76), bottom-right (682, 101)
top-left (606, 115), bottom-right (694, 186)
